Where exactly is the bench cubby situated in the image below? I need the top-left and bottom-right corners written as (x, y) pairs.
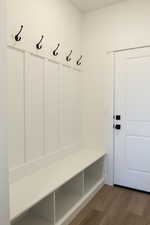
top-left (12, 194), bottom-right (55, 225)
top-left (55, 172), bottom-right (84, 222)
top-left (84, 156), bottom-right (105, 193)
top-left (10, 150), bottom-right (106, 225)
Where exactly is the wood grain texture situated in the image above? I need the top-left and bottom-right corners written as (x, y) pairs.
top-left (70, 185), bottom-right (150, 225)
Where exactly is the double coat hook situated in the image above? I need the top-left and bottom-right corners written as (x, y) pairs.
top-left (77, 55), bottom-right (83, 66)
top-left (36, 35), bottom-right (44, 49)
top-left (66, 50), bottom-right (72, 62)
top-left (15, 25), bottom-right (23, 41)
top-left (53, 43), bottom-right (60, 56)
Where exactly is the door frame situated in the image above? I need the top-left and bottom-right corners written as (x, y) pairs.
top-left (107, 44), bottom-right (150, 186)
top-left (0, 1), bottom-right (10, 225)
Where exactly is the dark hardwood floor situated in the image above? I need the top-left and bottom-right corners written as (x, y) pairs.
top-left (70, 185), bottom-right (150, 225)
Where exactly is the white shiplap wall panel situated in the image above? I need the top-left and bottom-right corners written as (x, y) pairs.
top-left (8, 47), bottom-right (25, 168)
top-left (25, 54), bottom-right (44, 161)
top-left (8, 44), bottom-right (82, 180)
top-left (45, 60), bottom-right (60, 154)
top-left (60, 66), bottom-right (81, 150)
top-left (72, 69), bottom-right (82, 146)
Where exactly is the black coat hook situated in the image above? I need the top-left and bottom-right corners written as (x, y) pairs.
top-left (15, 25), bottom-right (23, 42)
top-left (66, 50), bottom-right (72, 62)
top-left (53, 43), bottom-right (60, 56)
top-left (77, 55), bottom-right (83, 66)
top-left (36, 35), bottom-right (44, 50)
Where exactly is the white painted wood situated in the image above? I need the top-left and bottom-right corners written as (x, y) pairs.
top-left (7, 44), bottom-right (83, 73)
top-left (55, 173), bottom-right (83, 222)
top-left (13, 214), bottom-right (51, 225)
top-left (7, 47), bottom-right (25, 168)
top-left (55, 178), bottom-right (104, 225)
top-left (84, 157), bottom-right (105, 193)
top-left (25, 53), bottom-right (44, 161)
top-left (12, 160), bottom-right (104, 225)
top-left (12, 194), bottom-right (55, 225)
top-left (114, 48), bottom-right (150, 192)
top-left (31, 194), bottom-right (55, 224)
top-left (0, 0), bottom-right (9, 224)
top-left (10, 149), bottom-right (106, 220)
top-left (45, 60), bottom-right (60, 154)
top-left (13, 178), bottom-right (104, 225)
top-left (60, 66), bottom-right (81, 150)
top-left (10, 147), bottom-right (76, 184)
top-left (72, 69), bottom-right (82, 146)
top-left (7, 44), bottom-right (83, 177)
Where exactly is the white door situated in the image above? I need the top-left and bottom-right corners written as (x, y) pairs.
top-left (114, 47), bottom-right (150, 192)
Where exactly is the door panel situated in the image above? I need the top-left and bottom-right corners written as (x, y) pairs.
top-left (126, 136), bottom-right (150, 172)
top-left (126, 58), bottom-right (150, 121)
top-left (115, 48), bottom-right (150, 192)
top-left (127, 122), bottom-right (150, 137)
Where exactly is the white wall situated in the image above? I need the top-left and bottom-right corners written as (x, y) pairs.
top-left (7, 0), bottom-right (83, 181)
top-left (0, 0), bottom-right (9, 224)
top-left (9, 0), bottom-right (150, 186)
top-left (7, 0), bottom-right (82, 54)
top-left (82, 0), bottom-right (150, 184)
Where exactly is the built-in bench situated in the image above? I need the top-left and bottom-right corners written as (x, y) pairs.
top-left (10, 149), bottom-right (106, 225)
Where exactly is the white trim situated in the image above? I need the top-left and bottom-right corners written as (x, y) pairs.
top-left (105, 53), bottom-right (115, 186)
top-left (7, 43), bottom-right (83, 72)
top-left (112, 52), bottom-right (116, 185)
top-left (9, 147), bottom-right (77, 183)
top-left (107, 44), bottom-right (150, 54)
top-left (8, 43), bottom-right (83, 183)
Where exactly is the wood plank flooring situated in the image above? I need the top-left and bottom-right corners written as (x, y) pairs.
top-left (70, 185), bottom-right (150, 225)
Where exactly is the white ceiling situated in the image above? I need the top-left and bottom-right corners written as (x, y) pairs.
top-left (71, 0), bottom-right (126, 12)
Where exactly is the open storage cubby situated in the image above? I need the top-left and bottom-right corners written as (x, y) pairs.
top-left (10, 150), bottom-right (106, 225)
top-left (55, 172), bottom-right (84, 223)
top-left (84, 156), bottom-right (105, 193)
top-left (12, 194), bottom-right (55, 225)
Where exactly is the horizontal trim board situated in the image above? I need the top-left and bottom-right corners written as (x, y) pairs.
top-left (7, 43), bottom-right (83, 72)
top-left (10, 146), bottom-right (78, 183)
top-left (107, 44), bottom-right (150, 54)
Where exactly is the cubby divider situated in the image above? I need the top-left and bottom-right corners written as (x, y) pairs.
top-left (12, 194), bottom-right (55, 225)
top-left (55, 172), bottom-right (83, 223)
top-left (84, 157), bottom-right (105, 194)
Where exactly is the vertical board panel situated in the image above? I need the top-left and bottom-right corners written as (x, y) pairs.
top-left (73, 70), bottom-right (81, 145)
top-left (45, 60), bottom-right (59, 154)
top-left (60, 66), bottom-right (81, 149)
top-left (7, 47), bottom-right (25, 168)
top-left (26, 54), bottom-right (44, 161)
